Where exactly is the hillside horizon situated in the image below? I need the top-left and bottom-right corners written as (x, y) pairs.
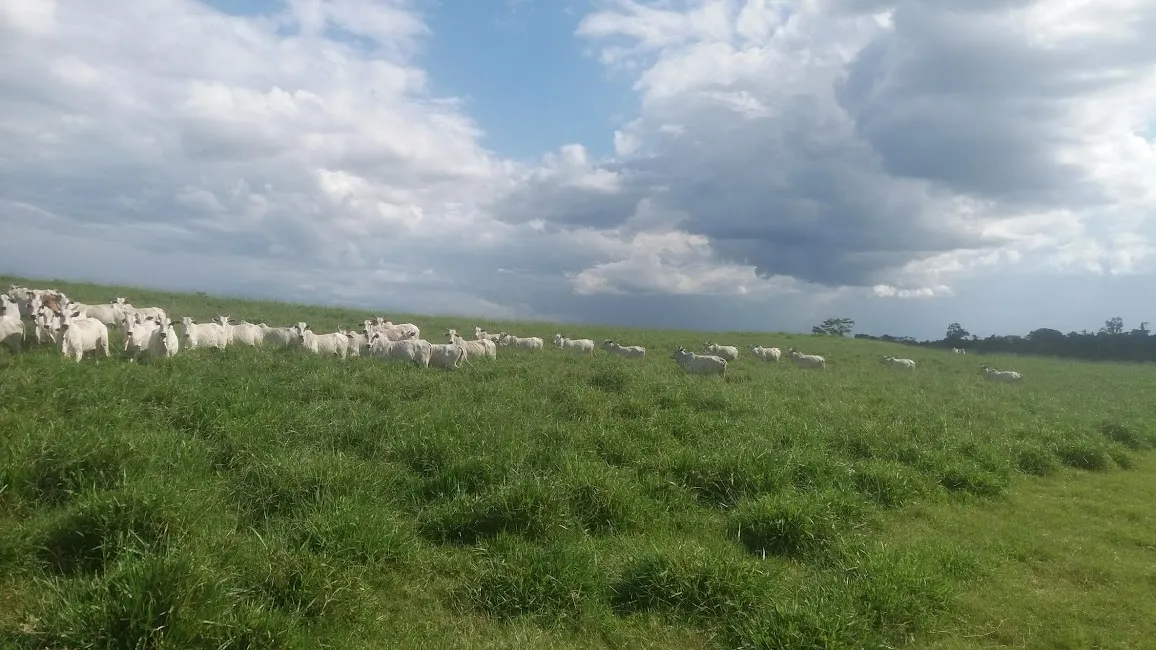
top-left (2, 271), bottom-right (1133, 345)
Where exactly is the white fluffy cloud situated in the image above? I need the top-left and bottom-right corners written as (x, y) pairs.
top-left (2, 0), bottom-right (1155, 338)
top-left (497, 0), bottom-right (1156, 334)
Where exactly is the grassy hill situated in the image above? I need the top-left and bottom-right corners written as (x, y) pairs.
top-left (2, 273), bottom-right (1155, 649)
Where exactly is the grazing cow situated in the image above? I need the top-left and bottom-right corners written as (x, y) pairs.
top-left (787, 347), bottom-right (826, 369)
top-left (750, 345), bottom-right (781, 362)
top-left (497, 333), bottom-right (544, 351)
top-left (447, 329), bottom-right (496, 362)
top-left (671, 347), bottom-right (727, 377)
top-left (602, 339), bottom-right (646, 358)
top-left (880, 355), bottom-right (916, 370)
top-left (979, 364), bottom-right (1022, 382)
top-left (703, 341), bottom-right (739, 361)
top-left (554, 333), bottom-right (596, 355)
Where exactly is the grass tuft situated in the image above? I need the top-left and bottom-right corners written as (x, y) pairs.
top-left (1056, 439), bottom-right (1113, 471)
top-left (728, 490), bottom-right (868, 557)
top-left (242, 543), bottom-right (363, 621)
top-left (35, 490), bottom-right (171, 576)
top-left (609, 542), bottom-right (770, 620)
top-left (291, 496), bottom-right (417, 567)
top-left (851, 459), bottom-right (933, 507)
top-left (1015, 444), bottom-right (1061, 476)
top-left (670, 450), bottom-right (783, 508)
top-left (588, 367), bottom-right (630, 394)
top-left (937, 461), bottom-right (1008, 498)
top-left (5, 431), bottom-right (133, 508)
top-left (1099, 421), bottom-right (1147, 450)
top-left (417, 479), bottom-right (571, 545)
top-left (466, 535), bottom-right (603, 623)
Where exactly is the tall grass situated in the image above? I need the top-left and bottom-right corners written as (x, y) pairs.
top-left (2, 273), bottom-right (1155, 648)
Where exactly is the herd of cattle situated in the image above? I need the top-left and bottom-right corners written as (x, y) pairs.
top-left (0, 284), bottom-right (1024, 381)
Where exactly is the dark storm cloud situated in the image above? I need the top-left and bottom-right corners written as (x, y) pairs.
top-left (837, 1), bottom-right (1156, 206)
top-left (492, 89), bottom-right (1002, 288)
top-left (490, 0), bottom-right (1156, 294)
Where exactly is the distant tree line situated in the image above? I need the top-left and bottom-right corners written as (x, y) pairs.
top-left (846, 317), bottom-right (1156, 363)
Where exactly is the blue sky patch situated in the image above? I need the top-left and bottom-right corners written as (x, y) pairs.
top-left (198, 0), bottom-right (634, 161)
top-left (419, 0), bottom-right (635, 160)
top-left (199, 0), bottom-right (282, 17)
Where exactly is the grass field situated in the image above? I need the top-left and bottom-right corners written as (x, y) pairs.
top-left (2, 273), bottom-right (1155, 649)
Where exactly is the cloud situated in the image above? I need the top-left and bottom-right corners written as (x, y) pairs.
top-left (0, 0), bottom-right (542, 309)
top-left (492, 0), bottom-right (1156, 315)
top-left (2, 0), bottom-right (1155, 339)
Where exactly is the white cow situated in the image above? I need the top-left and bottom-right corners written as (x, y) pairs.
top-left (671, 347), bottom-right (727, 377)
top-left (474, 326), bottom-right (502, 342)
top-left (602, 339), bottom-right (646, 358)
top-left (979, 364), bottom-right (1022, 382)
top-left (365, 323), bottom-right (411, 342)
top-left (122, 302), bottom-right (168, 324)
top-left (216, 316), bottom-right (264, 347)
top-left (117, 310), bottom-right (163, 337)
top-left (295, 323), bottom-right (349, 359)
top-left (369, 332), bottom-right (432, 367)
top-left (126, 317), bottom-right (180, 361)
top-left (787, 347), bottom-right (826, 369)
top-left (9, 286), bottom-right (67, 319)
top-left (70, 300), bottom-right (126, 326)
top-left (702, 341), bottom-right (739, 362)
top-left (554, 333), bottom-right (596, 355)
top-left (120, 312), bottom-right (158, 348)
top-left (392, 321), bottom-right (421, 339)
top-left (446, 329), bottom-right (496, 361)
top-left (0, 300), bottom-right (24, 352)
top-left (367, 317), bottom-right (421, 341)
top-left (181, 317), bottom-right (229, 350)
top-left (33, 305), bottom-right (62, 345)
top-left (880, 355), bottom-right (916, 370)
top-left (364, 318), bottom-right (419, 341)
top-left (258, 323), bottom-right (301, 347)
top-left (27, 295), bottom-right (44, 326)
top-left (59, 310), bottom-right (110, 362)
top-left (6, 285), bottom-right (33, 318)
top-left (344, 329), bottom-right (370, 357)
top-left (953, 348), bottom-right (967, 355)
top-left (124, 318), bottom-right (161, 361)
top-left (497, 333), bottom-right (544, 351)
top-left (429, 342), bottom-right (465, 370)
top-left (41, 303), bottom-right (87, 344)
top-left (750, 345), bottom-right (782, 362)
top-left (147, 317), bottom-right (181, 359)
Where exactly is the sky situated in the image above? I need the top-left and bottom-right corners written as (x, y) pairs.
top-left (1, 0), bottom-right (1155, 340)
